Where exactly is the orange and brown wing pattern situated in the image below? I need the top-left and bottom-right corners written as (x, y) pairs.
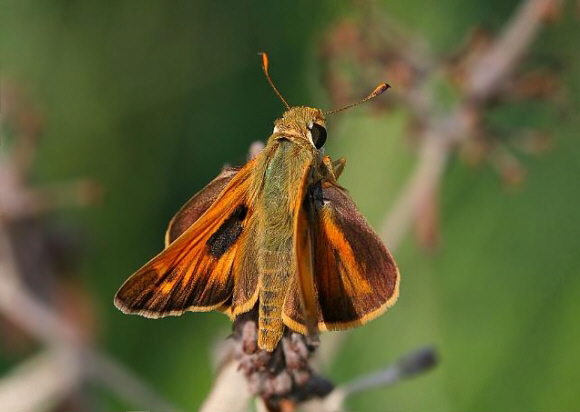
top-left (114, 161), bottom-right (256, 318)
top-left (283, 180), bottom-right (399, 332)
top-left (165, 166), bottom-right (240, 246)
top-left (313, 182), bottom-right (399, 330)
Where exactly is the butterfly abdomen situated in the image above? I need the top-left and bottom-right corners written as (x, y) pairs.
top-left (257, 249), bottom-right (292, 351)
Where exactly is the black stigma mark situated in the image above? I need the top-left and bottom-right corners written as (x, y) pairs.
top-left (311, 180), bottom-right (324, 210)
top-left (207, 204), bottom-right (248, 258)
top-left (305, 180), bottom-right (324, 217)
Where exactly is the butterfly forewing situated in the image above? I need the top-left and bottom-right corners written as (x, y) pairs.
top-left (114, 161), bottom-right (256, 318)
top-left (283, 180), bottom-right (399, 331)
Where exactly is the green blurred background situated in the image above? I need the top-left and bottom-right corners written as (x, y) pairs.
top-left (1, 1), bottom-right (579, 410)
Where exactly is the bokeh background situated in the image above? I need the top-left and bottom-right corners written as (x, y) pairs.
top-left (1, 1), bottom-right (579, 411)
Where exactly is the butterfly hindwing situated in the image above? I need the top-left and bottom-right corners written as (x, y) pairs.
top-left (229, 214), bottom-right (260, 317)
top-left (288, 169), bottom-right (319, 335)
top-left (114, 161), bottom-right (256, 318)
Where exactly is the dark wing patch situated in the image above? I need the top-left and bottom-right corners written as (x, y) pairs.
top-left (207, 204), bottom-right (248, 258)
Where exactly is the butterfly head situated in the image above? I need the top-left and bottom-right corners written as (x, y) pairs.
top-left (259, 52), bottom-right (387, 151)
top-left (272, 106), bottom-right (327, 150)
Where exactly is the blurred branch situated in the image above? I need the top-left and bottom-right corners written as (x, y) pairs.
top-left (0, 79), bottom-right (178, 411)
top-left (0, 217), bottom-right (179, 411)
top-left (380, 0), bottom-right (560, 245)
top-left (200, 354), bottom-right (252, 412)
top-left (381, 129), bottom-right (454, 248)
top-left (466, 0), bottom-right (559, 100)
top-left (309, 347), bottom-right (437, 411)
top-left (0, 348), bottom-right (81, 412)
top-left (0, 225), bottom-right (79, 345)
top-left (87, 351), bottom-right (179, 411)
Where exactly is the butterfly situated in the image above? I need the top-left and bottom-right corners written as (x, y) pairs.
top-left (114, 53), bottom-right (400, 351)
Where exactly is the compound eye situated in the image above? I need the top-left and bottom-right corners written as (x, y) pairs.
top-left (310, 123), bottom-right (327, 149)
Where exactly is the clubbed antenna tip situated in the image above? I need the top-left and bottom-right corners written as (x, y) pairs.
top-left (259, 52), bottom-right (290, 109)
top-left (325, 82), bottom-right (391, 115)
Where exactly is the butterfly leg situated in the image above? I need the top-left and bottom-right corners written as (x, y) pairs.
top-left (319, 156), bottom-right (347, 183)
top-left (331, 157), bottom-right (346, 180)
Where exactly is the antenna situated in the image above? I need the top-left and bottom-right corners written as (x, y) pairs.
top-left (324, 83), bottom-right (390, 115)
top-left (259, 52), bottom-right (290, 109)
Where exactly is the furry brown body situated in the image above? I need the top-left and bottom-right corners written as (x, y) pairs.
top-left (253, 108), bottom-right (320, 350)
top-left (114, 106), bottom-right (399, 352)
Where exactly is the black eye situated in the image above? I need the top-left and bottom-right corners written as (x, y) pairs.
top-left (311, 123), bottom-right (327, 149)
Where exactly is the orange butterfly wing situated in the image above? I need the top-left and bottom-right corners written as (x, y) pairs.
top-left (283, 180), bottom-right (400, 333)
top-left (114, 161), bottom-right (256, 318)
